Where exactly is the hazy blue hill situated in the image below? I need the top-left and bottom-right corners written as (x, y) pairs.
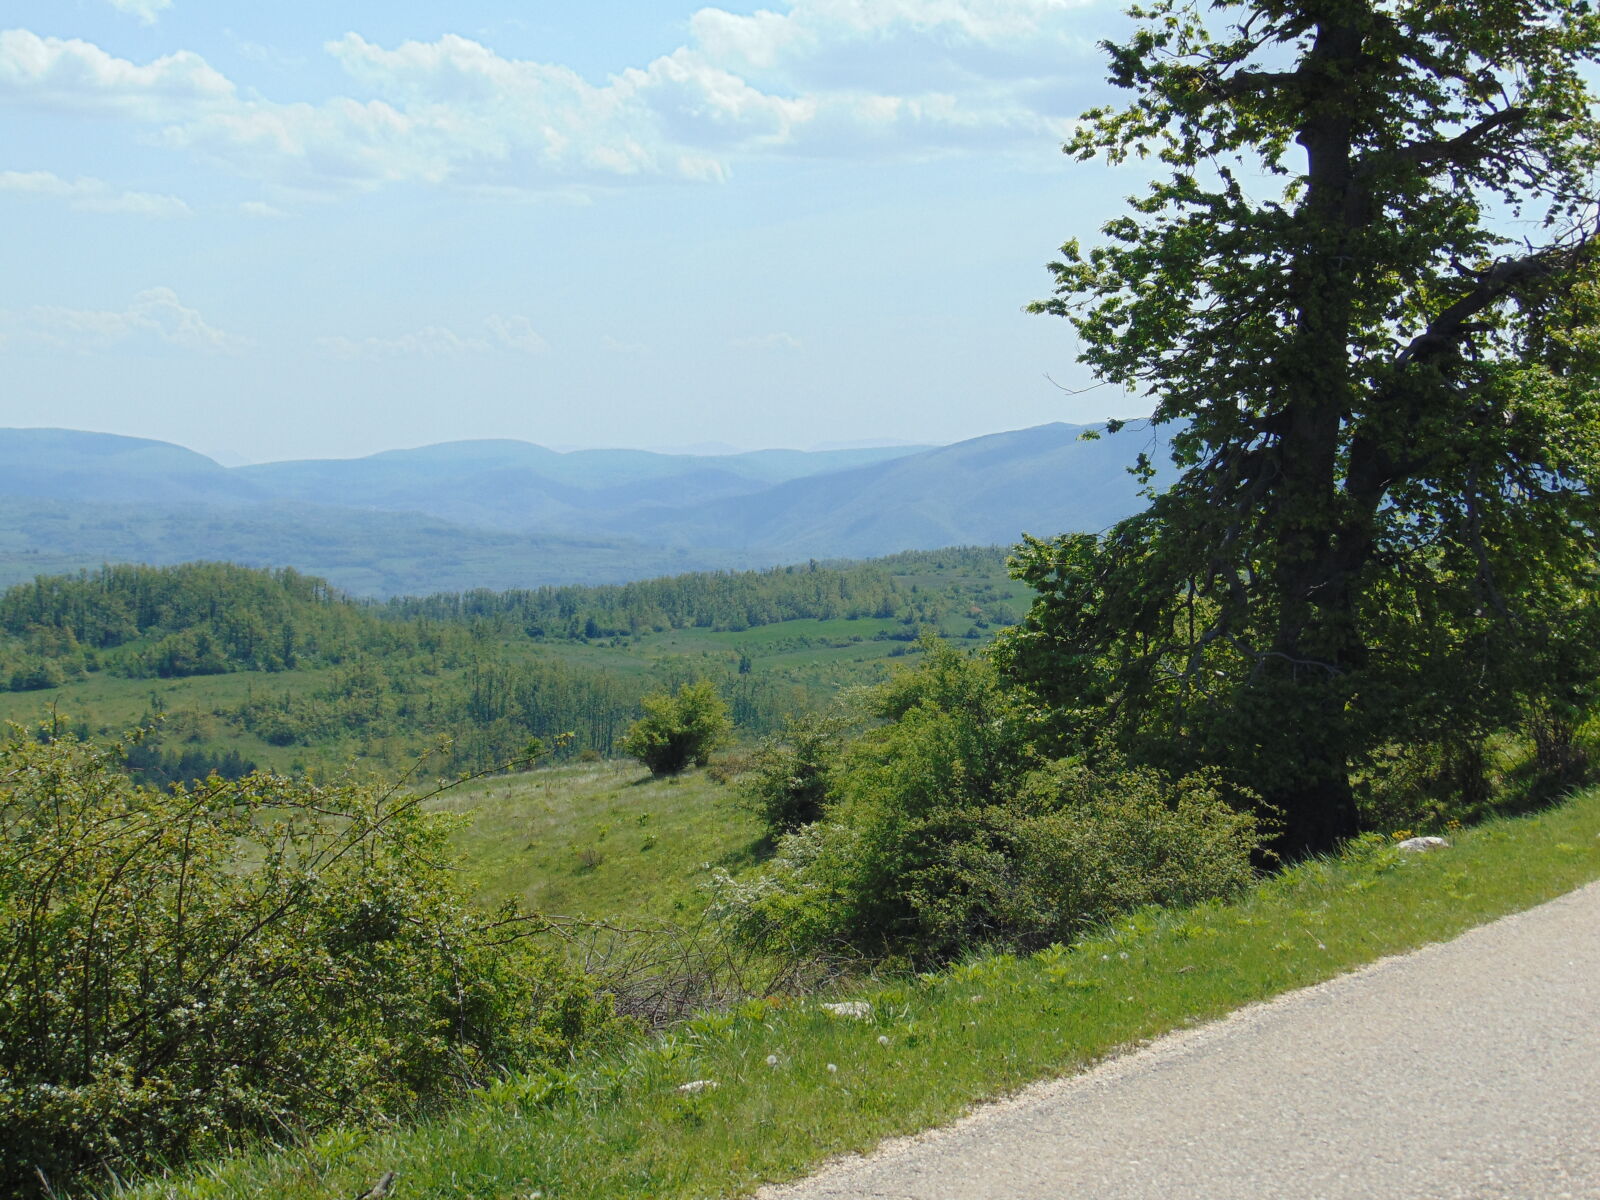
top-left (615, 422), bottom-right (1169, 559)
top-left (236, 439), bottom-right (931, 529)
top-left (502, 443), bottom-right (930, 488)
top-left (0, 428), bottom-right (264, 505)
top-left (0, 423), bottom-right (1158, 596)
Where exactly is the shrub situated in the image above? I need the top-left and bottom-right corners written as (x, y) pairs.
top-left (0, 727), bottom-right (623, 1198)
top-left (739, 712), bottom-right (845, 834)
top-left (717, 642), bottom-right (1259, 962)
top-left (996, 759), bottom-right (1260, 945)
top-left (621, 680), bottom-right (731, 776)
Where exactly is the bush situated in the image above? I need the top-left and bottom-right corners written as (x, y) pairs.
top-left (717, 642), bottom-right (1259, 962)
top-left (621, 680), bottom-right (731, 776)
top-left (0, 726), bottom-right (623, 1197)
top-left (996, 759), bottom-right (1261, 945)
top-left (739, 712), bottom-right (844, 834)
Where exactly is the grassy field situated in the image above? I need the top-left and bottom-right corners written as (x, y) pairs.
top-left (116, 785), bottom-right (1600, 1200)
top-left (432, 762), bottom-right (764, 924)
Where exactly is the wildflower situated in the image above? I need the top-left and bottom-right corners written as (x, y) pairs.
top-left (877, 1035), bottom-right (890, 1046)
top-left (826, 1063), bottom-right (838, 1074)
top-left (765, 1055), bottom-right (779, 1066)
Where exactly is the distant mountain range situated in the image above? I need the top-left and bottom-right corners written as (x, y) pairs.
top-left (0, 423), bottom-right (1169, 595)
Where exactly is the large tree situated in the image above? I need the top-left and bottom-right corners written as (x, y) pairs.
top-left (1003, 0), bottom-right (1600, 853)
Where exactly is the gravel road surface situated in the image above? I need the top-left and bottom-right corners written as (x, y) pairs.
top-left (759, 880), bottom-right (1600, 1200)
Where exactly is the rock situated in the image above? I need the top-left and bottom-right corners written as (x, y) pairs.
top-left (677, 1079), bottom-right (719, 1093)
top-left (821, 1000), bottom-right (874, 1020)
top-left (1395, 836), bottom-right (1451, 853)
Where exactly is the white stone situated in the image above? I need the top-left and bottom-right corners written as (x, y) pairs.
top-left (821, 1000), bottom-right (874, 1020)
top-left (1395, 836), bottom-right (1451, 853)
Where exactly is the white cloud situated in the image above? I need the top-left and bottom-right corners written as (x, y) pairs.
top-left (0, 9), bottom-right (1096, 195)
top-left (239, 200), bottom-right (286, 218)
top-left (601, 335), bottom-right (648, 354)
top-left (485, 314), bottom-right (548, 353)
top-left (0, 29), bottom-right (233, 117)
top-left (0, 169), bottom-right (190, 217)
top-left (732, 331), bottom-right (803, 350)
top-left (0, 288), bottom-right (249, 354)
top-left (320, 314), bottom-right (548, 359)
top-left (106, 0), bottom-right (173, 26)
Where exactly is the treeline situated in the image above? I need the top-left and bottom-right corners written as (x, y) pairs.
top-left (384, 546), bottom-right (1017, 639)
top-left (0, 550), bottom-right (1019, 691)
top-left (0, 562), bottom-right (466, 686)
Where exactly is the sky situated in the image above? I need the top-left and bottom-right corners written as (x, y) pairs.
top-left (0, 0), bottom-right (1151, 463)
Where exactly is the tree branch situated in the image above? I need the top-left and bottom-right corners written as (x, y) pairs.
top-left (1395, 240), bottom-right (1591, 368)
top-left (1207, 67), bottom-right (1301, 100)
top-left (1359, 106), bottom-right (1531, 179)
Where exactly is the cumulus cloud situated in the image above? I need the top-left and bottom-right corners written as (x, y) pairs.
top-left (0, 169), bottom-right (190, 217)
top-left (0, 5), bottom-right (1100, 195)
top-left (691, 0), bottom-right (1097, 92)
top-left (105, 0), bottom-right (173, 26)
top-left (0, 288), bottom-right (249, 354)
top-left (0, 29), bottom-right (233, 117)
top-left (319, 314), bottom-right (548, 359)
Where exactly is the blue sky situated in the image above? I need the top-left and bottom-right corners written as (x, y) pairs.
top-left (0, 0), bottom-right (1147, 462)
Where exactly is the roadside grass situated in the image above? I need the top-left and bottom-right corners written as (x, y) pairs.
top-left (113, 786), bottom-right (1600, 1200)
top-left (432, 763), bottom-right (764, 923)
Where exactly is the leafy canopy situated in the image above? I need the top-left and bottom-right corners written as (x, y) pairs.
top-left (1006, 0), bottom-right (1600, 852)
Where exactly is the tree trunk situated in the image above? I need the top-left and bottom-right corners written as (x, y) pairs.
top-left (1252, 11), bottom-right (1371, 857)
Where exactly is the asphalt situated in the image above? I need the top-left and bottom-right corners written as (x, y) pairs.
top-left (757, 879), bottom-right (1600, 1200)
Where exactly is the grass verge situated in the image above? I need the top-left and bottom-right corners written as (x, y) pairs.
top-left (116, 788), bottom-right (1600, 1200)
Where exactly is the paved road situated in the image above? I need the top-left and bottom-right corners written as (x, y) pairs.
top-left (759, 880), bottom-right (1600, 1200)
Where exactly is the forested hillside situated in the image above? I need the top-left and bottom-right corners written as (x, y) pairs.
top-left (0, 549), bottom-right (1022, 783)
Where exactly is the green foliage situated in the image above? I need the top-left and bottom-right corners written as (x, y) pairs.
top-left (0, 727), bottom-right (622, 1197)
top-left (722, 642), bottom-right (1258, 962)
top-left (738, 712), bottom-right (846, 834)
top-left (0, 561), bottom-right (465, 684)
top-left (385, 547), bottom-right (1018, 640)
top-left (622, 680), bottom-right (732, 776)
top-left (1013, 0), bottom-right (1600, 852)
top-left (106, 787), bottom-right (1600, 1200)
top-left (0, 552), bottom-right (1024, 779)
